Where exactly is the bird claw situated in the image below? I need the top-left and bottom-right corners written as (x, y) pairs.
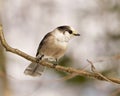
top-left (52, 63), bottom-right (57, 68)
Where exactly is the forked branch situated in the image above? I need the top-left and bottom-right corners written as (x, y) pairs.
top-left (0, 25), bottom-right (120, 84)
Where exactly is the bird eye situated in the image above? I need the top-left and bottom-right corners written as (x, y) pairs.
top-left (68, 30), bottom-right (72, 34)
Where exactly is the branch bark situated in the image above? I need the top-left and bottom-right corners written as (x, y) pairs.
top-left (0, 25), bottom-right (120, 84)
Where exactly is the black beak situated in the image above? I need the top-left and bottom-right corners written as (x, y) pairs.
top-left (73, 33), bottom-right (80, 36)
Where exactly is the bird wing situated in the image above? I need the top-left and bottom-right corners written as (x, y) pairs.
top-left (36, 32), bottom-right (54, 56)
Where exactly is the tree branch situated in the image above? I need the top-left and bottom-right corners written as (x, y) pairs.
top-left (0, 25), bottom-right (120, 84)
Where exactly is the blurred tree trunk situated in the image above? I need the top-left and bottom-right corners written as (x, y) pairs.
top-left (0, 0), bottom-right (11, 96)
top-left (0, 45), bottom-right (9, 96)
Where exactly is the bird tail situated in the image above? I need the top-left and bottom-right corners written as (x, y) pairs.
top-left (24, 62), bottom-right (44, 76)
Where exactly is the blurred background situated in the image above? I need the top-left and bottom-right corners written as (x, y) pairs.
top-left (0, 0), bottom-right (120, 96)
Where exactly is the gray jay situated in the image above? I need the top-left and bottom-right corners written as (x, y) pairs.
top-left (24, 25), bottom-right (80, 76)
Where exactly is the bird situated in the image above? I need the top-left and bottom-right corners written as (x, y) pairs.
top-left (24, 25), bottom-right (80, 76)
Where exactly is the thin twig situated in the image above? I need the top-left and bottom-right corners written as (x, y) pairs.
top-left (87, 59), bottom-right (113, 83)
top-left (0, 25), bottom-right (120, 84)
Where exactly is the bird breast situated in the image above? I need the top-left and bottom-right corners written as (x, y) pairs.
top-left (39, 37), bottom-right (68, 60)
top-left (51, 39), bottom-right (68, 58)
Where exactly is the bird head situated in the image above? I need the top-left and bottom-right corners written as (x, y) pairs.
top-left (53, 25), bottom-right (80, 42)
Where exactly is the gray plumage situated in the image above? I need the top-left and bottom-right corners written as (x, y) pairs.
top-left (24, 26), bottom-right (80, 76)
